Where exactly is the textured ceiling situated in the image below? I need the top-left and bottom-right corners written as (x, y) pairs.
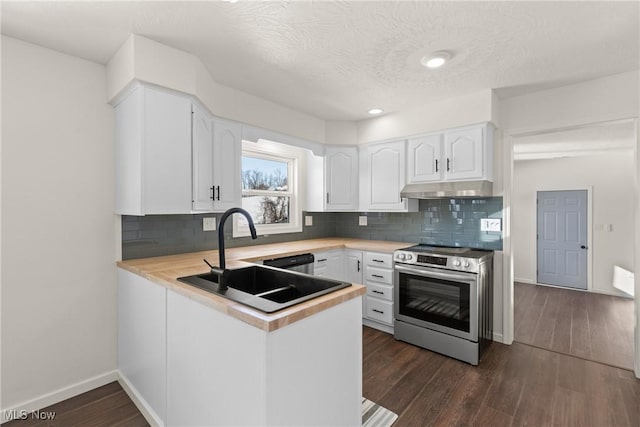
top-left (2, 1), bottom-right (638, 121)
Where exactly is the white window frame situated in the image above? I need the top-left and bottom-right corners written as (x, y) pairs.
top-left (233, 140), bottom-right (302, 237)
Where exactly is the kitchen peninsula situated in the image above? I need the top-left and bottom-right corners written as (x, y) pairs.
top-left (117, 238), bottom-right (408, 426)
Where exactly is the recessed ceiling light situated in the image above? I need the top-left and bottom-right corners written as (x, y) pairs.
top-left (368, 108), bottom-right (384, 115)
top-left (421, 51), bottom-right (451, 69)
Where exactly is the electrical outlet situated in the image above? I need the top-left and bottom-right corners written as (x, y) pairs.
top-left (203, 217), bottom-right (216, 231)
top-left (305, 215), bottom-right (313, 226)
top-left (359, 216), bottom-right (367, 226)
top-left (480, 218), bottom-right (501, 232)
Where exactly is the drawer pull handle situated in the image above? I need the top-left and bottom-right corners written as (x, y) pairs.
top-left (372, 274), bottom-right (384, 278)
top-left (317, 258), bottom-right (327, 262)
top-left (372, 290), bottom-right (384, 295)
top-left (372, 309), bottom-right (384, 314)
top-left (372, 259), bottom-right (384, 263)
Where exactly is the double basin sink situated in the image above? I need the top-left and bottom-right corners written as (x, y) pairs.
top-left (177, 265), bottom-right (351, 313)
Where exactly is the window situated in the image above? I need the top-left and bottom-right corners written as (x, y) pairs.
top-left (234, 141), bottom-right (302, 236)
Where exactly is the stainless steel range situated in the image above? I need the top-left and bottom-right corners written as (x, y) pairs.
top-left (393, 245), bottom-right (494, 365)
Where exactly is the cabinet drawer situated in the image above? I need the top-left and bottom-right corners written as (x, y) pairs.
top-left (365, 267), bottom-right (392, 285)
top-left (314, 252), bottom-right (329, 266)
top-left (367, 282), bottom-right (393, 301)
top-left (365, 297), bottom-right (393, 325)
top-left (364, 252), bottom-right (393, 269)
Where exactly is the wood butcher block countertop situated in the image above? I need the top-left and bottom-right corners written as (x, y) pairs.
top-left (117, 238), bottom-right (411, 332)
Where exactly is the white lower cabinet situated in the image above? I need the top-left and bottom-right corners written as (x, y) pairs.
top-left (118, 268), bottom-right (362, 427)
top-left (165, 288), bottom-right (361, 426)
top-left (118, 269), bottom-right (167, 425)
top-left (363, 251), bottom-right (395, 333)
top-left (312, 249), bottom-right (395, 333)
top-left (365, 297), bottom-right (394, 325)
top-left (166, 289), bottom-right (266, 426)
top-left (313, 250), bottom-right (343, 280)
top-left (343, 250), bottom-right (363, 284)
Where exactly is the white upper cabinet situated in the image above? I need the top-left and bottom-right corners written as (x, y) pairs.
top-left (325, 147), bottom-right (358, 211)
top-left (407, 134), bottom-right (443, 183)
top-left (444, 126), bottom-right (484, 180)
top-left (211, 118), bottom-right (242, 211)
top-left (115, 84), bottom-right (192, 215)
top-left (191, 109), bottom-right (242, 213)
top-left (360, 140), bottom-right (418, 212)
top-left (191, 104), bottom-right (215, 211)
top-left (407, 123), bottom-right (494, 184)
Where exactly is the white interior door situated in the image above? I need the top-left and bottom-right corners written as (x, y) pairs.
top-left (537, 190), bottom-right (588, 289)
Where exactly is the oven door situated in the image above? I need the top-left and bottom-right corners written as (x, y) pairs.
top-left (394, 263), bottom-right (478, 341)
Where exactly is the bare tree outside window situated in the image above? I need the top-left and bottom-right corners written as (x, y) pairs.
top-left (241, 155), bottom-right (291, 225)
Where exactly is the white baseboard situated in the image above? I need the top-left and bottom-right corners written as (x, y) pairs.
top-left (515, 278), bottom-right (631, 298)
top-left (362, 318), bottom-right (393, 335)
top-left (492, 332), bottom-right (504, 343)
top-left (1, 370), bottom-right (118, 424)
top-left (117, 372), bottom-right (164, 427)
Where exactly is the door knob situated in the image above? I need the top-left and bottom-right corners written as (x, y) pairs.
top-left (580, 245), bottom-right (588, 249)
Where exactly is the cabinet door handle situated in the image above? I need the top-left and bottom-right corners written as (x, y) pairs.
top-left (326, 192), bottom-right (330, 204)
top-left (372, 274), bottom-right (384, 279)
top-left (372, 309), bottom-right (384, 314)
top-left (210, 186), bottom-right (215, 200)
top-left (357, 260), bottom-right (361, 272)
top-left (216, 185), bottom-right (220, 201)
top-left (372, 290), bottom-right (384, 295)
top-left (447, 158), bottom-right (451, 172)
top-left (372, 259), bottom-right (384, 263)
top-left (317, 258), bottom-right (327, 262)
top-left (435, 159), bottom-right (439, 172)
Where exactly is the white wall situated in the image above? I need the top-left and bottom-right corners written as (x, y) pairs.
top-left (635, 119), bottom-right (640, 378)
top-left (324, 120), bottom-right (358, 145)
top-left (1, 36), bottom-right (116, 411)
top-left (501, 71), bottom-right (640, 133)
top-left (356, 89), bottom-right (495, 144)
top-left (107, 35), bottom-right (327, 145)
top-left (513, 153), bottom-right (634, 297)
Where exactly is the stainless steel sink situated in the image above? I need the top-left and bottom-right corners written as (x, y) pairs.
top-left (177, 265), bottom-right (351, 313)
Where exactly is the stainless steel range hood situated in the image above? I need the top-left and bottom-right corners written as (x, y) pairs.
top-left (400, 180), bottom-right (493, 199)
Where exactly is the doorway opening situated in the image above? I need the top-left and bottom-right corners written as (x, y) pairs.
top-left (510, 119), bottom-right (636, 370)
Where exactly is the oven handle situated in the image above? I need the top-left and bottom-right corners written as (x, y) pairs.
top-left (394, 264), bottom-right (476, 282)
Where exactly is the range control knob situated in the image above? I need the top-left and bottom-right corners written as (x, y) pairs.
top-left (406, 254), bottom-right (413, 261)
top-left (397, 253), bottom-right (406, 260)
top-left (453, 259), bottom-right (461, 267)
top-left (463, 261), bottom-right (470, 269)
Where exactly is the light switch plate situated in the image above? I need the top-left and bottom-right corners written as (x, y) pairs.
top-left (203, 217), bottom-right (216, 231)
top-left (305, 215), bottom-right (313, 226)
top-left (481, 218), bottom-right (501, 232)
top-left (359, 216), bottom-right (367, 226)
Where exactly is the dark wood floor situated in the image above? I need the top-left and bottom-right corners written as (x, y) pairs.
top-left (363, 326), bottom-right (640, 427)
top-left (514, 281), bottom-right (635, 370)
top-left (5, 326), bottom-right (639, 427)
top-left (2, 382), bottom-right (148, 427)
